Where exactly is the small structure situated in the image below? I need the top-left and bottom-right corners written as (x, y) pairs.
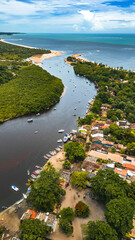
top-left (37, 212), bottom-right (57, 232)
top-left (82, 156), bottom-right (100, 171)
top-left (61, 170), bottom-right (71, 183)
top-left (114, 168), bottom-right (127, 179)
top-left (20, 210), bottom-right (38, 221)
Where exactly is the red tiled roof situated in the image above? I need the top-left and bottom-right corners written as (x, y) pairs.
top-left (123, 163), bottom-right (135, 171)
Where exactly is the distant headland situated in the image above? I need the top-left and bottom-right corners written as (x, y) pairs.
top-left (0, 32), bottom-right (25, 35)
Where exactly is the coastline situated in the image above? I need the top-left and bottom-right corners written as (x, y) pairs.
top-left (0, 39), bottom-right (36, 49)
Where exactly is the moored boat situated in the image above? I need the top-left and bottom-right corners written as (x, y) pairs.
top-left (57, 139), bottom-right (62, 143)
top-left (27, 119), bottom-right (33, 123)
top-left (11, 185), bottom-right (19, 192)
top-left (58, 129), bottom-right (64, 133)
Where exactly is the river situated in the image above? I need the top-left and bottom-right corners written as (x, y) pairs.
top-left (0, 52), bottom-right (97, 209)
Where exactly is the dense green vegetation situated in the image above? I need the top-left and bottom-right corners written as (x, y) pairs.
top-left (90, 169), bottom-right (135, 239)
top-left (90, 169), bottom-right (131, 203)
top-left (105, 197), bottom-right (134, 239)
top-left (71, 171), bottom-right (89, 190)
top-left (85, 220), bottom-right (118, 240)
top-left (62, 160), bottom-right (71, 169)
top-left (19, 219), bottom-right (51, 240)
top-left (77, 113), bottom-right (95, 126)
top-left (0, 41), bottom-right (63, 122)
top-left (64, 141), bottom-right (86, 163)
top-left (0, 65), bottom-right (63, 122)
top-left (70, 59), bottom-right (135, 122)
top-left (0, 40), bottom-right (50, 60)
top-left (0, 227), bottom-right (3, 239)
top-left (27, 166), bottom-right (65, 212)
top-left (58, 207), bottom-right (74, 236)
top-left (75, 201), bottom-right (90, 218)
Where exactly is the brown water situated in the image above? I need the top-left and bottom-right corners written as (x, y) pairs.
top-left (0, 54), bottom-right (97, 210)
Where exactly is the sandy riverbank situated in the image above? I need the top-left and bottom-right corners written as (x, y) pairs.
top-left (30, 51), bottom-right (62, 62)
top-left (65, 54), bottom-right (90, 65)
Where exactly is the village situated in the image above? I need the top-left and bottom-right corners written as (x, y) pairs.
top-left (0, 99), bottom-right (135, 240)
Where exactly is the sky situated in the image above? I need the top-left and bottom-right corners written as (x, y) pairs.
top-left (0, 0), bottom-right (135, 33)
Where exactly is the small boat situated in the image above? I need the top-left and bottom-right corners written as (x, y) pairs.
top-left (58, 129), bottom-right (64, 133)
top-left (44, 155), bottom-right (49, 160)
top-left (63, 136), bottom-right (68, 143)
top-left (23, 193), bottom-right (27, 199)
top-left (72, 114), bottom-right (77, 116)
top-left (46, 154), bottom-right (51, 158)
top-left (2, 206), bottom-right (7, 210)
top-left (57, 139), bottom-right (62, 143)
top-left (11, 185), bottom-right (19, 192)
top-left (34, 131), bottom-right (38, 134)
top-left (27, 119), bottom-right (33, 123)
top-left (27, 170), bottom-right (30, 175)
top-left (49, 150), bottom-right (57, 156)
top-left (31, 174), bottom-right (37, 179)
top-left (54, 108), bottom-right (56, 110)
top-left (35, 165), bottom-right (42, 169)
top-left (36, 113), bottom-right (40, 116)
top-left (59, 145), bottom-right (63, 149)
top-left (32, 171), bottom-right (39, 175)
top-left (56, 147), bottom-right (61, 151)
top-left (74, 107), bottom-right (77, 110)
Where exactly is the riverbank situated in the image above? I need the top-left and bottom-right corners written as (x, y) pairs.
top-left (30, 51), bottom-right (62, 62)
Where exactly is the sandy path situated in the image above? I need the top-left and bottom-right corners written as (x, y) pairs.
top-left (30, 51), bottom-right (62, 62)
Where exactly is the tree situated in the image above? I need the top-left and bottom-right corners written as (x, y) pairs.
top-left (62, 160), bottom-right (71, 169)
top-left (19, 219), bottom-right (51, 240)
top-left (59, 207), bottom-right (75, 222)
top-left (59, 219), bottom-right (73, 236)
top-left (27, 167), bottom-right (64, 212)
top-left (75, 201), bottom-right (90, 218)
top-left (90, 169), bottom-right (130, 203)
top-left (0, 227), bottom-right (3, 239)
top-left (71, 171), bottom-right (89, 190)
top-left (85, 220), bottom-right (118, 240)
top-left (128, 181), bottom-right (135, 200)
top-left (105, 197), bottom-right (135, 238)
top-left (64, 141), bottom-right (86, 163)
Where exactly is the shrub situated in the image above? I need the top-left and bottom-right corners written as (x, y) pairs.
top-left (62, 160), bottom-right (71, 169)
top-left (71, 171), bottom-right (89, 190)
top-left (59, 219), bottom-right (73, 236)
top-left (59, 207), bottom-right (75, 222)
top-left (64, 141), bottom-right (86, 163)
top-left (75, 201), bottom-right (90, 218)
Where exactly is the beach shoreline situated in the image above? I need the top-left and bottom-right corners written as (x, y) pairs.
top-left (0, 39), bottom-right (63, 61)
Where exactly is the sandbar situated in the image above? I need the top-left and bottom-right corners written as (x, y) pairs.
top-left (30, 51), bottom-right (62, 62)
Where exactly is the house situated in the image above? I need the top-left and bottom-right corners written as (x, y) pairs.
top-left (130, 123), bottom-right (135, 129)
top-left (114, 168), bottom-right (127, 178)
top-left (107, 152), bottom-right (123, 164)
top-left (91, 130), bottom-right (104, 138)
top-left (20, 210), bottom-right (38, 221)
top-left (123, 163), bottom-right (135, 171)
top-left (92, 137), bottom-right (103, 144)
top-left (126, 156), bottom-right (135, 165)
top-left (102, 140), bottom-right (114, 147)
top-left (116, 120), bottom-right (130, 129)
top-left (88, 150), bottom-right (108, 160)
top-left (61, 170), bottom-right (71, 183)
top-left (37, 212), bottom-right (57, 232)
top-left (101, 124), bottom-right (110, 129)
top-left (82, 156), bottom-right (100, 171)
top-left (78, 127), bottom-right (87, 135)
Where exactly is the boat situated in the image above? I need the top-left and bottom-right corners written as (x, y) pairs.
top-left (74, 107), bottom-right (77, 110)
top-left (11, 185), bottom-right (19, 192)
top-left (35, 165), bottom-right (42, 169)
top-left (46, 154), bottom-right (51, 158)
top-left (56, 147), bottom-right (61, 151)
top-left (59, 145), bottom-right (63, 149)
top-left (44, 155), bottom-right (48, 160)
top-left (36, 113), bottom-right (40, 116)
top-left (34, 131), bottom-right (38, 134)
top-left (49, 150), bottom-right (57, 156)
top-left (27, 119), bottom-right (33, 123)
top-left (27, 170), bottom-right (30, 175)
top-left (63, 136), bottom-right (68, 143)
top-left (57, 139), bottom-right (62, 143)
top-left (23, 193), bottom-right (27, 199)
top-left (2, 206), bottom-right (7, 210)
top-left (72, 114), bottom-right (77, 116)
top-left (58, 129), bottom-right (64, 133)
top-left (31, 174), bottom-right (37, 179)
top-left (54, 108), bottom-right (56, 110)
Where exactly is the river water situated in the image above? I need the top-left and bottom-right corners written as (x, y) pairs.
top-left (0, 33), bottom-right (134, 209)
top-left (0, 52), bottom-right (97, 209)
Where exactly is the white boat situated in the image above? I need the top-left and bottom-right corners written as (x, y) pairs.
top-left (23, 193), bottom-right (27, 199)
top-left (34, 131), bottom-right (38, 134)
top-left (57, 139), bottom-right (63, 143)
top-left (54, 108), bottom-right (56, 110)
top-left (27, 119), bottom-right (33, 123)
top-left (36, 113), bottom-right (40, 116)
top-left (27, 170), bottom-right (30, 175)
top-left (63, 136), bottom-right (68, 143)
top-left (58, 129), bottom-right (64, 133)
top-left (11, 185), bottom-right (19, 192)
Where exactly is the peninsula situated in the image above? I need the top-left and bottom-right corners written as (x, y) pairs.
top-left (0, 40), bottom-right (64, 122)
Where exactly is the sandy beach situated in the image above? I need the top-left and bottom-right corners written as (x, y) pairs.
top-left (0, 39), bottom-right (36, 49)
top-left (30, 51), bottom-right (62, 62)
top-left (65, 54), bottom-right (90, 65)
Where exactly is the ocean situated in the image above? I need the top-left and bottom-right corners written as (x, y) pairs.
top-left (2, 33), bottom-right (135, 71)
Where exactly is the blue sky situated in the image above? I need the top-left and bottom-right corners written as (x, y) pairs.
top-left (0, 0), bottom-right (135, 33)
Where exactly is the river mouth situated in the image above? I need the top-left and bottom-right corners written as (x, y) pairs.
top-left (0, 53), bottom-right (97, 210)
